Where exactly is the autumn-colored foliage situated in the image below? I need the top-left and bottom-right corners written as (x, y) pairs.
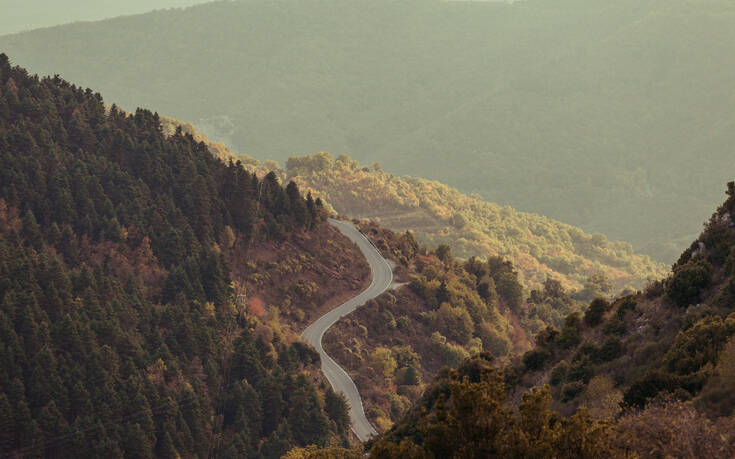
top-left (323, 224), bottom-right (531, 429)
top-left (370, 355), bottom-right (623, 458)
top-left (279, 152), bottom-right (667, 291)
top-left (249, 297), bottom-right (266, 317)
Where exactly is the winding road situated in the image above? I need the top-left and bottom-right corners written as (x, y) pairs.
top-left (301, 218), bottom-right (393, 442)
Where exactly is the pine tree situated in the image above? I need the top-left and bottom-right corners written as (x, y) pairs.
top-left (324, 388), bottom-right (351, 435)
top-left (260, 419), bottom-right (295, 459)
top-left (0, 393), bottom-right (13, 453)
top-left (21, 210), bottom-right (42, 249)
top-left (122, 423), bottom-right (155, 459)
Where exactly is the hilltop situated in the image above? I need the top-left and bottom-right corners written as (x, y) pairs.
top-left (3, 0), bottom-right (735, 261)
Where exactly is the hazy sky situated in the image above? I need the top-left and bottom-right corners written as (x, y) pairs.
top-left (0, 0), bottom-right (215, 35)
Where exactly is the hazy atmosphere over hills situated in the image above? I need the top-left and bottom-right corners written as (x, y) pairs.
top-left (2, 0), bottom-right (735, 262)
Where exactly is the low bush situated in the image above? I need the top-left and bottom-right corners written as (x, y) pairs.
top-left (666, 258), bottom-right (713, 307)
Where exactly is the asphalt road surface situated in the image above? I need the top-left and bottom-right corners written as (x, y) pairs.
top-left (301, 218), bottom-right (393, 442)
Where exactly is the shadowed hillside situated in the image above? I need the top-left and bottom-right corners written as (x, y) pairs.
top-left (0, 55), bottom-right (367, 457)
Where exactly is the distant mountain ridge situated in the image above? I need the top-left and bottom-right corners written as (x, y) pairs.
top-left (0, 0), bottom-right (212, 35)
top-left (2, 0), bottom-right (735, 262)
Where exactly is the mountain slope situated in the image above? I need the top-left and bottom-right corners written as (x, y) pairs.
top-left (365, 183), bottom-right (735, 457)
top-left (3, 0), bottom-right (735, 261)
top-left (322, 222), bottom-right (532, 431)
top-left (298, 183), bottom-right (735, 458)
top-left (0, 55), bottom-right (366, 457)
top-left (282, 152), bottom-right (667, 292)
top-left (148, 119), bottom-right (666, 294)
top-left (508, 182), bottom-right (735, 418)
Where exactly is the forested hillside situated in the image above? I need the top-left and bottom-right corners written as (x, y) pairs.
top-left (321, 224), bottom-right (532, 431)
top-left (507, 183), bottom-right (735, 420)
top-left (0, 55), bottom-right (363, 458)
top-left (282, 152), bottom-right (667, 292)
top-left (367, 183), bottom-right (735, 457)
top-left (3, 0), bottom-right (735, 261)
top-left (320, 216), bottom-right (628, 432)
top-left (302, 187), bottom-right (735, 457)
top-left (150, 120), bottom-right (667, 293)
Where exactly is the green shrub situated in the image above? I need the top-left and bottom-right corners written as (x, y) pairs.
top-left (666, 258), bottom-right (713, 307)
top-left (573, 341), bottom-right (598, 362)
top-left (477, 321), bottom-right (511, 357)
top-left (623, 370), bottom-right (681, 409)
top-left (714, 278), bottom-right (735, 308)
top-left (558, 312), bottom-right (582, 349)
top-left (584, 298), bottom-right (611, 326)
top-left (696, 337), bottom-right (735, 417)
top-left (436, 303), bottom-right (474, 345)
top-left (430, 331), bottom-right (469, 367)
top-left (593, 337), bottom-right (623, 363)
top-left (395, 366), bottom-right (422, 386)
top-left (535, 326), bottom-right (560, 349)
top-left (662, 314), bottom-right (735, 376)
top-left (523, 348), bottom-right (551, 371)
top-left (603, 317), bottom-right (627, 336)
top-left (442, 343), bottom-right (470, 367)
top-left (567, 358), bottom-right (593, 384)
top-left (724, 247), bottom-right (735, 275)
top-left (615, 297), bottom-right (637, 319)
top-left (550, 361), bottom-right (569, 386)
top-left (562, 381), bottom-right (585, 402)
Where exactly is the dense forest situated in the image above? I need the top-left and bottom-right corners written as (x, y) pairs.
top-left (3, 0), bottom-right (735, 261)
top-left (0, 55), bottom-right (360, 458)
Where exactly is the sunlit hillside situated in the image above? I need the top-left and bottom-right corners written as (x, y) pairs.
top-left (283, 153), bottom-right (667, 291)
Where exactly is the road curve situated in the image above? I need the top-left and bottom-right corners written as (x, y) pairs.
top-left (301, 218), bottom-right (393, 442)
